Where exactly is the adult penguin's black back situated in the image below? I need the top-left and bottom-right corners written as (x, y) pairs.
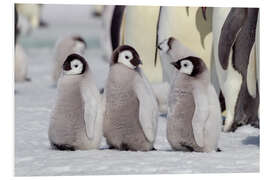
top-left (15, 5), bottom-right (19, 44)
top-left (218, 8), bottom-right (260, 131)
top-left (230, 8), bottom-right (259, 130)
top-left (110, 5), bottom-right (125, 50)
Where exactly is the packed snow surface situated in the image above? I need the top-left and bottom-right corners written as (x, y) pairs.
top-left (15, 5), bottom-right (259, 176)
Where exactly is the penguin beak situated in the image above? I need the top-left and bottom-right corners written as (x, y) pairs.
top-left (138, 59), bottom-right (143, 66)
top-left (170, 62), bottom-right (177, 67)
top-left (170, 61), bottom-right (180, 70)
top-left (157, 44), bottom-right (162, 50)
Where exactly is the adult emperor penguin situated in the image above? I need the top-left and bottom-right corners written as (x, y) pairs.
top-left (103, 45), bottom-right (158, 151)
top-left (52, 35), bottom-right (87, 86)
top-left (49, 54), bottom-right (104, 150)
top-left (167, 55), bottom-right (222, 152)
top-left (212, 8), bottom-right (259, 131)
top-left (100, 5), bottom-right (115, 62)
top-left (157, 6), bottom-right (213, 83)
top-left (120, 6), bottom-right (163, 82)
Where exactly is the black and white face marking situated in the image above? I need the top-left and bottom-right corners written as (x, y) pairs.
top-left (179, 60), bottom-right (194, 75)
top-left (111, 45), bottom-right (142, 69)
top-left (63, 53), bottom-right (87, 75)
top-left (171, 56), bottom-right (205, 77)
top-left (157, 37), bottom-right (175, 53)
top-left (118, 50), bottom-right (137, 69)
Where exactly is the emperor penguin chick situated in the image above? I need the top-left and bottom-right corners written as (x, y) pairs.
top-left (103, 45), bottom-right (159, 151)
top-left (49, 53), bottom-right (104, 150)
top-left (167, 56), bottom-right (222, 152)
top-left (52, 35), bottom-right (87, 86)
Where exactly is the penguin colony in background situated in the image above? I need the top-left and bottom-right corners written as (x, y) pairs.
top-left (15, 4), bottom-right (48, 84)
top-left (15, 6), bottom-right (31, 83)
top-left (14, 5), bottom-right (258, 151)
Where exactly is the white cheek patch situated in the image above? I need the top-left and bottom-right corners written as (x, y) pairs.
top-left (159, 39), bottom-right (169, 52)
top-left (73, 41), bottom-right (86, 54)
top-left (118, 50), bottom-right (136, 69)
top-left (64, 59), bottom-right (83, 75)
top-left (180, 60), bottom-right (193, 75)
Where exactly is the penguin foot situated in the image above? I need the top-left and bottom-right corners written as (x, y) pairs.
top-left (151, 147), bottom-right (157, 151)
top-left (108, 146), bottom-right (116, 150)
top-left (216, 148), bottom-right (222, 152)
top-left (99, 88), bottom-right (104, 94)
top-left (25, 77), bottom-right (31, 82)
top-left (119, 143), bottom-right (129, 151)
top-left (182, 145), bottom-right (194, 152)
top-left (51, 143), bottom-right (75, 151)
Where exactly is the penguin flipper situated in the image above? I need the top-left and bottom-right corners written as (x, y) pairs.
top-left (191, 83), bottom-right (209, 147)
top-left (134, 72), bottom-right (159, 143)
top-left (80, 72), bottom-right (101, 140)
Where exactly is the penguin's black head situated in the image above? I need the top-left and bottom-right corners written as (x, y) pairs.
top-left (72, 36), bottom-right (87, 53)
top-left (171, 56), bottom-right (206, 77)
top-left (157, 37), bottom-right (175, 53)
top-left (63, 53), bottom-right (88, 75)
top-left (111, 45), bottom-right (142, 69)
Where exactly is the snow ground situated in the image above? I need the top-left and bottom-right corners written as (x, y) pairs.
top-left (15, 5), bottom-right (259, 176)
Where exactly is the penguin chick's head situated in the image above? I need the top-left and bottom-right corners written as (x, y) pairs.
top-left (171, 56), bottom-right (206, 77)
top-left (111, 45), bottom-right (142, 69)
top-left (72, 36), bottom-right (87, 54)
top-left (157, 37), bottom-right (175, 53)
top-left (63, 53), bottom-right (87, 75)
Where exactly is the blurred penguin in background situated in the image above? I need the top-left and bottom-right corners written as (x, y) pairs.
top-left (100, 5), bottom-right (115, 62)
top-left (91, 5), bottom-right (105, 17)
top-left (15, 6), bottom-right (30, 83)
top-left (16, 4), bottom-right (43, 30)
top-left (212, 8), bottom-right (259, 132)
top-left (52, 35), bottom-right (87, 86)
top-left (157, 7), bottom-right (213, 83)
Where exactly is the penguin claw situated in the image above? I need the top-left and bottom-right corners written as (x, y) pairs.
top-left (216, 148), bottom-right (222, 152)
top-left (25, 77), bottom-right (31, 82)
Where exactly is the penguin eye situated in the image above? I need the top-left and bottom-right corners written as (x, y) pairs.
top-left (74, 64), bottom-right (78, 68)
top-left (125, 55), bottom-right (129, 59)
top-left (183, 63), bottom-right (188, 67)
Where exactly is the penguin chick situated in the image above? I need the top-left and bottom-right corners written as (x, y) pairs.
top-left (103, 45), bottom-right (159, 151)
top-left (167, 55), bottom-right (222, 152)
top-left (52, 35), bottom-right (87, 86)
top-left (158, 37), bottom-right (197, 83)
top-left (49, 53), bottom-right (104, 150)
